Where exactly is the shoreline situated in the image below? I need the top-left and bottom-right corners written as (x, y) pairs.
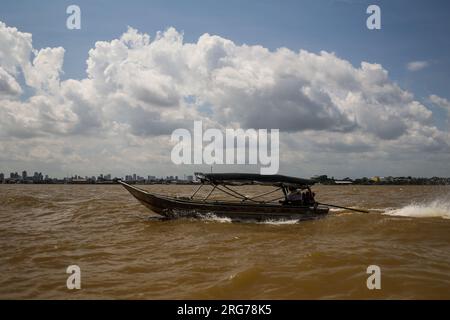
top-left (1, 182), bottom-right (450, 186)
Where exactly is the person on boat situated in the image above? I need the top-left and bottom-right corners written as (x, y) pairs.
top-left (301, 189), bottom-right (315, 206)
top-left (301, 191), bottom-right (307, 204)
top-left (287, 187), bottom-right (303, 203)
top-left (312, 192), bottom-right (318, 209)
top-left (307, 190), bottom-right (316, 205)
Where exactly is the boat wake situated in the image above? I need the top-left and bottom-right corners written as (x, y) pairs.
top-left (258, 219), bottom-right (300, 225)
top-left (383, 198), bottom-right (450, 220)
top-left (199, 213), bottom-right (233, 223)
top-left (329, 208), bottom-right (345, 213)
top-left (169, 210), bottom-right (304, 224)
top-left (198, 213), bottom-right (300, 225)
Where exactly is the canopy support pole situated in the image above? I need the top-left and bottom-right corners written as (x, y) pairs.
top-left (281, 185), bottom-right (288, 202)
top-left (219, 184), bottom-right (261, 203)
top-left (215, 185), bottom-right (248, 201)
top-left (190, 184), bottom-right (203, 199)
top-left (247, 187), bottom-right (282, 201)
top-left (203, 185), bottom-right (216, 201)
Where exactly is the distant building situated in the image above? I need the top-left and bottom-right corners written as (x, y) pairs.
top-left (370, 176), bottom-right (381, 183)
top-left (334, 180), bottom-right (353, 185)
top-left (72, 177), bottom-right (88, 184)
top-left (31, 172), bottom-right (43, 182)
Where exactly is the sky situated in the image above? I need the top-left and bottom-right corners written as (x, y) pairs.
top-left (0, 0), bottom-right (450, 179)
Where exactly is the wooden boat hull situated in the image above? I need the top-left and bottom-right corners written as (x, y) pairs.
top-left (119, 181), bottom-right (329, 222)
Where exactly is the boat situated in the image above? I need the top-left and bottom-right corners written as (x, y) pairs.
top-left (118, 172), bottom-right (330, 222)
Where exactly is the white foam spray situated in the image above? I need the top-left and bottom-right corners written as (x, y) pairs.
top-left (200, 213), bottom-right (232, 223)
top-left (383, 198), bottom-right (450, 219)
top-left (259, 219), bottom-right (300, 225)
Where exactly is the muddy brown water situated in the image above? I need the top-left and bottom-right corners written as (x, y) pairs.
top-left (0, 184), bottom-right (449, 299)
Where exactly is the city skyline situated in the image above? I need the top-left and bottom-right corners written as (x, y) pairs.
top-left (0, 169), bottom-right (192, 181)
top-left (1, 168), bottom-right (449, 185)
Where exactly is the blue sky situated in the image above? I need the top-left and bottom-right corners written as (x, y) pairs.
top-left (2, 0), bottom-right (449, 99)
top-left (1, 0), bottom-right (450, 178)
top-left (2, 0), bottom-right (449, 127)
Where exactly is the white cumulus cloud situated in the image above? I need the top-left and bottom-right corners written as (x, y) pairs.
top-left (406, 60), bottom-right (429, 71)
top-left (429, 94), bottom-right (450, 112)
top-left (0, 21), bottom-right (449, 177)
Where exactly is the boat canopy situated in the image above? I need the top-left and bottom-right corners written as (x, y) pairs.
top-left (194, 172), bottom-right (314, 187)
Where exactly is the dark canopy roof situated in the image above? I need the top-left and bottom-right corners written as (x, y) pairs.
top-left (195, 172), bottom-right (314, 187)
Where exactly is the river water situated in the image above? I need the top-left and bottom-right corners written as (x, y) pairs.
top-left (0, 184), bottom-right (449, 299)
